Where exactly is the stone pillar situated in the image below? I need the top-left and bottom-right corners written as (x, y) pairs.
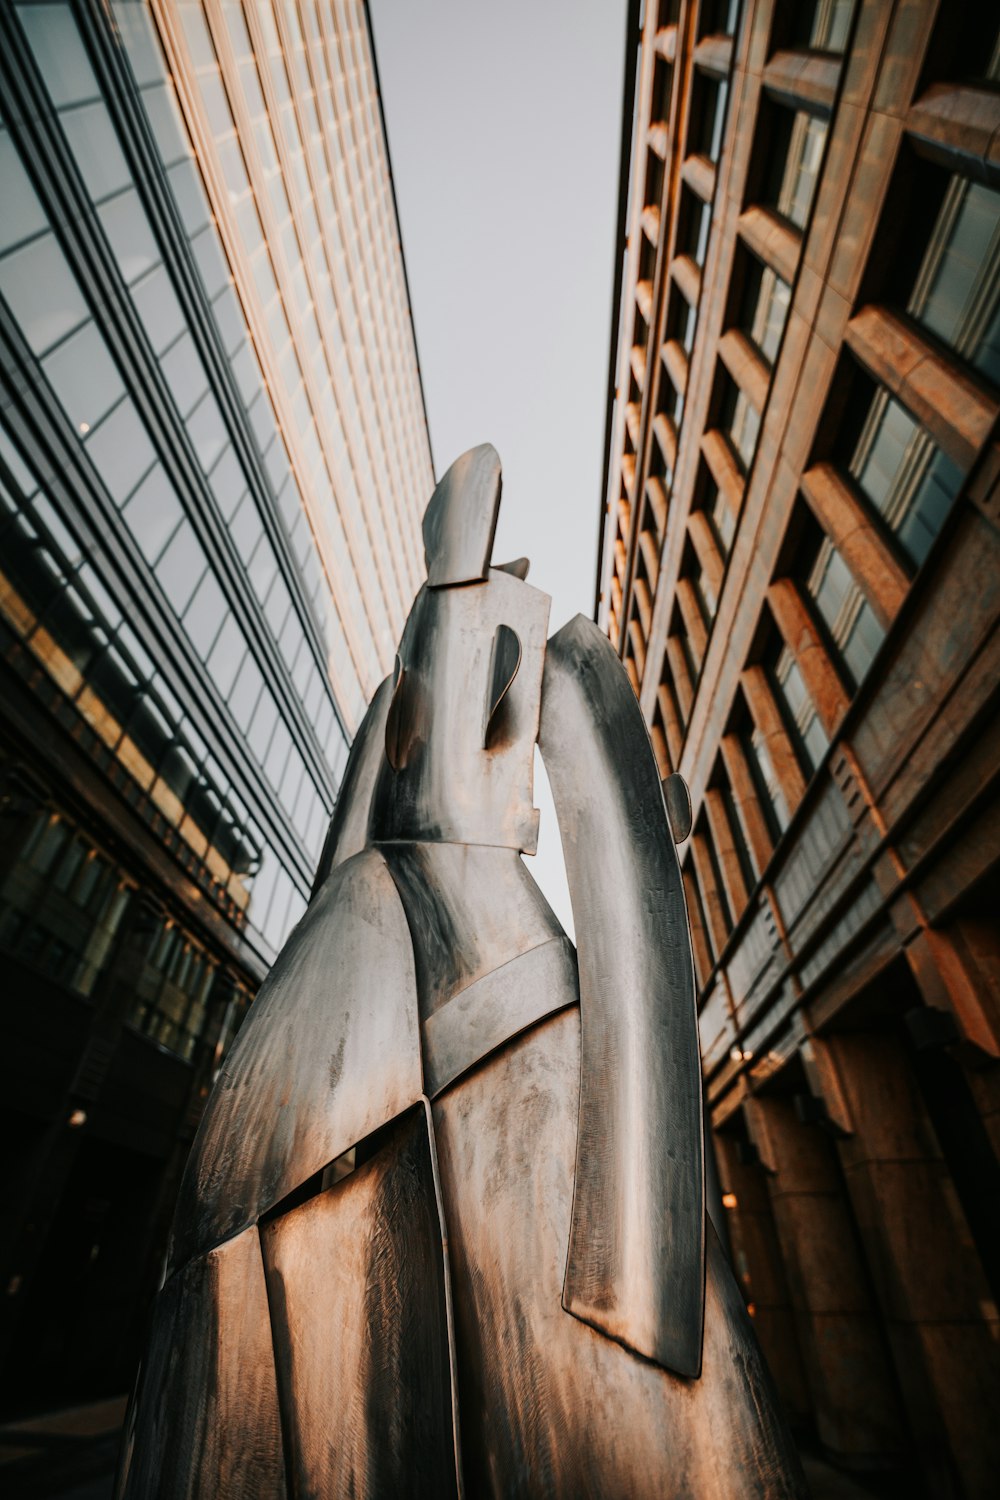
top-left (715, 1128), bottom-right (809, 1426)
top-left (823, 1029), bottom-right (1000, 1500)
top-left (744, 1093), bottom-right (905, 1463)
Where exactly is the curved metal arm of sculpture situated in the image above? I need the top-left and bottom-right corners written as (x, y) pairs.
top-left (310, 674), bottom-right (392, 897)
top-left (538, 614), bottom-right (705, 1378)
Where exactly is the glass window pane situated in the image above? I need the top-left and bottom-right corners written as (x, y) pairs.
top-left (139, 80), bottom-right (192, 167)
top-left (187, 390), bottom-right (228, 473)
top-left (165, 157), bottom-right (211, 235)
top-left (850, 389), bottom-right (963, 568)
top-left (131, 262), bottom-right (185, 354)
top-left (807, 539), bottom-right (885, 688)
top-left (18, 3), bottom-right (100, 107)
top-left (190, 223), bottom-right (230, 300)
top-left (774, 647), bottom-right (828, 771)
top-left (229, 493), bottom-right (263, 562)
top-left (229, 651), bottom-right (263, 731)
top-left (0, 129), bottom-right (48, 251)
top-left (182, 567), bottom-right (227, 657)
top-left (98, 188), bottom-right (160, 284)
top-left (60, 101), bottom-right (131, 203)
top-left (84, 397), bottom-right (156, 505)
top-left (206, 611), bottom-right (246, 696)
top-left (156, 518), bottom-right (207, 614)
top-left (248, 534), bottom-right (278, 601)
top-left (908, 178), bottom-right (1000, 387)
top-left (209, 445), bottom-right (245, 520)
top-left (0, 233), bottom-right (88, 355)
top-left (122, 463), bottom-right (183, 564)
top-left (247, 685), bottom-right (278, 760)
top-left (160, 331), bottom-right (209, 418)
top-left (42, 320), bottom-right (125, 434)
top-left (111, 1), bottom-right (165, 87)
top-left (766, 110), bottom-right (827, 230)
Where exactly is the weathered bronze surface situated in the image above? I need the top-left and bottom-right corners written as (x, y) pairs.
top-left (120, 444), bottom-right (805, 1498)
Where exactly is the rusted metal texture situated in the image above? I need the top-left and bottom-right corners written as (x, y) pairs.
top-left (538, 614), bottom-right (705, 1377)
top-left (260, 1108), bottom-right (460, 1500)
top-left (310, 674), bottom-right (392, 893)
top-left (433, 1011), bottom-right (806, 1497)
top-left (169, 846), bottom-right (421, 1268)
top-left (423, 442), bottom-right (501, 586)
top-left (117, 1227), bottom-right (285, 1500)
top-left (368, 571), bottom-right (549, 853)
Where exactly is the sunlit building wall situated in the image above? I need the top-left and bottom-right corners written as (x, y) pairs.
top-left (597, 1), bottom-right (1000, 1492)
top-left (0, 0), bottom-right (431, 1411)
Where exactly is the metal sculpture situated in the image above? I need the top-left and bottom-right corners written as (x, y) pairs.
top-left (117, 445), bottom-right (805, 1498)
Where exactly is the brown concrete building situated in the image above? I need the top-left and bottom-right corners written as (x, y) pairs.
top-left (596, 1), bottom-right (1000, 1494)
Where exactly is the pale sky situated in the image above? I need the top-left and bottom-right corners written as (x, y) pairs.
top-left (369, 0), bottom-right (628, 929)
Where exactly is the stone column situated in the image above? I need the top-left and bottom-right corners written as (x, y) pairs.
top-left (715, 1128), bottom-right (809, 1426)
top-left (824, 1029), bottom-right (1000, 1500)
top-left (744, 1092), bottom-right (905, 1464)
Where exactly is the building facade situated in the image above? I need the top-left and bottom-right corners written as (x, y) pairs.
top-left (597, 1), bottom-right (1000, 1494)
top-left (0, 0), bottom-right (432, 1413)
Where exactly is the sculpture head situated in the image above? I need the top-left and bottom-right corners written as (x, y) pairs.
top-left (368, 445), bottom-right (550, 853)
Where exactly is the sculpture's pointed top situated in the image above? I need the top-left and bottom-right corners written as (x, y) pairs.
top-left (423, 443), bottom-right (501, 587)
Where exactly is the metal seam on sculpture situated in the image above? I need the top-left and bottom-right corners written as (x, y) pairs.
top-left (420, 1095), bottom-right (466, 1500)
top-left (422, 936), bottom-right (579, 1098)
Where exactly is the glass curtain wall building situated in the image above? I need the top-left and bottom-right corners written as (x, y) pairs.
top-left (0, 0), bottom-right (432, 1413)
top-left (597, 1), bottom-right (1000, 1494)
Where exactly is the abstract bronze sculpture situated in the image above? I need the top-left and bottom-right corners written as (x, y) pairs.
top-left (117, 446), bottom-right (805, 1498)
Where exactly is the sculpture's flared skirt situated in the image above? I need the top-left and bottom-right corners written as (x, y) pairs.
top-left (118, 1008), bottom-right (805, 1499)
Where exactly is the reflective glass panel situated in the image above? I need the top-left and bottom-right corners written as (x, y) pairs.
top-left (84, 397), bottom-right (156, 505)
top-left (908, 177), bottom-right (1000, 387)
top-left (0, 129), bottom-right (49, 251)
top-left (43, 321), bottom-right (126, 434)
top-left (0, 234), bottom-right (88, 355)
top-left (849, 388), bottom-right (963, 568)
top-left (122, 464), bottom-right (183, 564)
top-left (60, 101), bottom-right (132, 203)
top-left (17, 3), bottom-right (100, 107)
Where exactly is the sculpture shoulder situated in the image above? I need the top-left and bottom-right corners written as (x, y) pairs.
top-left (170, 847), bottom-right (422, 1267)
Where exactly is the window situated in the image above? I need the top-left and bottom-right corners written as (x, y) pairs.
top-left (718, 371), bottom-right (760, 474)
top-left (848, 385), bottom-right (963, 570)
top-left (126, 914), bottom-right (218, 1061)
top-left (761, 108), bottom-right (828, 231)
top-left (689, 76), bottom-right (729, 163)
top-left (704, 470), bottom-right (737, 553)
top-left (739, 706), bottom-right (791, 839)
top-left (789, 0), bottom-right (853, 52)
top-left (739, 254), bottom-right (791, 366)
top-left (0, 809), bottom-right (130, 999)
top-left (769, 637), bottom-right (829, 773)
top-left (907, 177), bottom-right (1000, 387)
top-left (678, 187), bottom-right (712, 267)
top-left (803, 537), bottom-right (884, 691)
